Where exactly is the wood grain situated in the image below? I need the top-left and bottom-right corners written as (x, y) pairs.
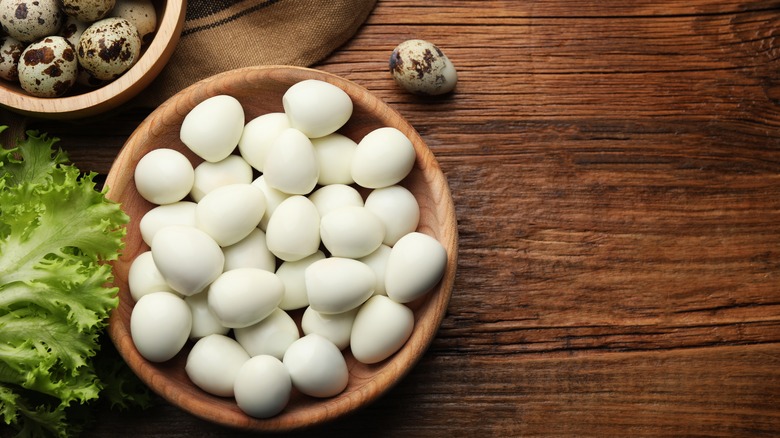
top-left (3, 0), bottom-right (780, 436)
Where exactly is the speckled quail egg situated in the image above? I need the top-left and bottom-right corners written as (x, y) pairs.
top-left (0, 0), bottom-right (63, 44)
top-left (59, 15), bottom-right (88, 48)
top-left (389, 39), bottom-right (457, 96)
top-left (61, 0), bottom-right (116, 23)
top-left (111, 0), bottom-right (156, 44)
top-left (77, 17), bottom-right (140, 80)
top-left (76, 67), bottom-right (107, 87)
top-left (0, 35), bottom-right (24, 81)
top-left (18, 36), bottom-right (78, 97)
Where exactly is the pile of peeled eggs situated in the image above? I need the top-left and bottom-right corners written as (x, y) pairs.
top-left (128, 78), bottom-right (448, 418)
top-left (0, 0), bottom-right (157, 97)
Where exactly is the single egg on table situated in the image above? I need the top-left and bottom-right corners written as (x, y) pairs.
top-left (389, 39), bottom-right (457, 96)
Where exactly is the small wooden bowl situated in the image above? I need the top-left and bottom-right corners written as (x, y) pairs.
top-left (105, 66), bottom-right (458, 432)
top-left (0, 0), bottom-right (186, 119)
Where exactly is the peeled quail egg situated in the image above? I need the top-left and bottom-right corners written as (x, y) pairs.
top-left (234, 308), bottom-right (300, 359)
top-left (389, 39), bottom-right (457, 96)
top-left (0, 36), bottom-right (24, 81)
top-left (282, 79), bottom-right (353, 139)
top-left (180, 95), bottom-right (245, 163)
top-left (130, 291), bottom-right (192, 362)
top-left (234, 355), bottom-right (291, 419)
top-left (127, 250), bottom-right (175, 302)
top-left (78, 17), bottom-right (141, 80)
top-left (185, 334), bottom-right (250, 397)
top-left (305, 257), bottom-right (375, 314)
top-left (282, 334), bottom-right (349, 398)
top-left (151, 225), bottom-right (225, 296)
top-left (61, 0), bottom-right (115, 23)
top-left (111, 0), bottom-right (157, 44)
top-left (207, 268), bottom-right (284, 329)
top-left (350, 295), bottom-right (414, 364)
top-left (276, 250), bottom-right (326, 311)
top-left (18, 36), bottom-right (78, 97)
top-left (0, 0), bottom-right (62, 44)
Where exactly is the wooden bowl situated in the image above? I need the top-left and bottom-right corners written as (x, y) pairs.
top-left (105, 66), bottom-right (458, 432)
top-left (0, 0), bottom-right (186, 119)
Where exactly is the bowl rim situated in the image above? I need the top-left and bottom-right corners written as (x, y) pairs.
top-left (105, 65), bottom-right (459, 432)
top-left (0, 0), bottom-right (187, 119)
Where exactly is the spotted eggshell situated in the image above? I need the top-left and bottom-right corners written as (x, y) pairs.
top-left (61, 0), bottom-right (116, 22)
top-left (111, 0), bottom-right (157, 44)
top-left (0, 36), bottom-right (24, 81)
top-left (0, 0), bottom-right (62, 43)
top-left (60, 15), bottom-right (88, 48)
top-left (390, 39), bottom-right (457, 96)
top-left (18, 36), bottom-right (78, 97)
top-left (78, 17), bottom-right (141, 80)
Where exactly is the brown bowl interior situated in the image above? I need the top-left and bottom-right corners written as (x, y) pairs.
top-left (105, 66), bottom-right (458, 432)
top-left (0, 0), bottom-right (186, 119)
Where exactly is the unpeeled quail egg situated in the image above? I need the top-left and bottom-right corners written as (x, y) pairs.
top-left (77, 17), bottom-right (140, 80)
top-left (18, 36), bottom-right (78, 97)
top-left (0, 35), bottom-right (24, 81)
top-left (61, 0), bottom-right (115, 23)
top-left (0, 0), bottom-right (62, 43)
top-left (60, 15), bottom-right (89, 48)
top-left (389, 39), bottom-right (457, 96)
top-left (111, 0), bottom-right (157, 44)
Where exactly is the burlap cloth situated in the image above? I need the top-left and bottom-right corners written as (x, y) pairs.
top-left (135, 0), bottom-right (378, 107)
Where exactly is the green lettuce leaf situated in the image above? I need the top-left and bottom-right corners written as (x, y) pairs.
top-left (0, 130), bottom-right (131, 438)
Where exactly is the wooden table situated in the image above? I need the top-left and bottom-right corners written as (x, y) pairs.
top-left (5, 0), bottom-right (780, 436)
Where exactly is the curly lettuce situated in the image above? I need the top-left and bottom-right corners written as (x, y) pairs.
top-left (0, 128), bottom-right (138, 437)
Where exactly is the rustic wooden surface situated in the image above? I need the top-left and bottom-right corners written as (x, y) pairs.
top-left (3, 0), bottom-right (780, 436)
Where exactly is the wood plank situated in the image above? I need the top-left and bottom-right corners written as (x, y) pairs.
top-left (3, 0), bottom-right (780, 436)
